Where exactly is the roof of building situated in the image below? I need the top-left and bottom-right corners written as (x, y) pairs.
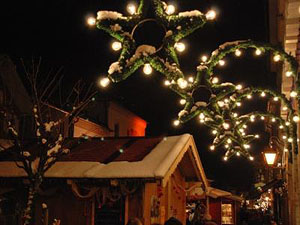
top-left (0, 134), bottom-right (209, 188)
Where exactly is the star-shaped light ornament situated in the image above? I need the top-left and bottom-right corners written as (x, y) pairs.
top-left (93, 0), bottom-right (299, 161)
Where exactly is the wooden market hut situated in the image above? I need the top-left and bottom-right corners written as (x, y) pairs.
top-left (206, 187), bottom-right (243, 225)
top-left (0, 134), bottom-right (209, 225)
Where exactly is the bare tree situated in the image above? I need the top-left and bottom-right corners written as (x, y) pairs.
top-left (0, 58), bottom-right (96, 225)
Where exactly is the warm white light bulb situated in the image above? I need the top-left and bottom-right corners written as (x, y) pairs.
top-left (293, 115), bottom-right (300, 122)
top-left (244, 144), bottom-right (250, 149)
top-left (290, 91), bottom-right (297, 98)
top-left (99, 77), bottom-right (110, 88)
top-left (223, 122), bottom-right (230, 130)
top-left (166, 4), bottom-right (176, 15)
top-left (227, 139), bottom-right (232, 144)
top-left (236, 152), bottom-right (240, 156)
top-left (235, 49), bottom-right (242, 57)
top-left (210, 145), bottom-right (215, 151)
top-left (143, 63), bottom-right (153, 75)
top-left (223, 156), bottom-right (228, 161)
top-left (255, 49), bottom-right (262, 56)
top-left (279, 125), bottom-right (284, 129)
top-left (111, 41), bottom-right (122, 51)
top-left (180, 99), bottom-right (186, 105)
top-left (127, 3), bottom-right (137, 15)
top-left (274, 97), bottom-right (279, 101)
top-left (285, 71), bottom-right (293, 77)
top-left (164, 80), bottom-right (171, 86)
top-left (206, 10), bottom-right (216, 20)
top-left (177, 78), bottom-right (188, 89)
top-left (282, 106), bottom-right (288, 111)
top-left (236, 102), bottom-right (242, 107)
top-left (273, 54), bottom-right (281, 62)
top-left (286, 121), bottom-right (290, 126)
top-left (188, 76), bottom-right (194, 83)
top-left (173, 120), bottom-right (180, 126)
top-left (217, 101), bottom-right (225, 107)
top-left (261, 116), bottom-right (265, 120)
top-left (174, 42), bottom-right (186, 52)
top-left (255, 134), bottom-right (260, 139)
top-left (236, 84), bottom-right (243, 90)
top-left (261, 92), bottom-right (266, 97)
top-left (247, 94), bottom-right (252, 99)
top-left (288, 137), bottom-right (293, 143)
top-left (87, 16), bottom-right (96, 26)
top-left (233, 113), bottom-right (238, 118)
top-left (218, 60), bottom-right (225, 66)
top-left (212, 77), bottom-right (219, 84)
top-left (271, 118), bottom-right (276, 122)
top-left (201, 55), bottom-right (208, 62)
top-left (212, 130), bottom-right (218, 135)
top-left (282, 135), bottom-right (287, 140)
top-left (199, 113), bottom-right (205, 120)
top-left (249, 156), bottom-right (254, 161)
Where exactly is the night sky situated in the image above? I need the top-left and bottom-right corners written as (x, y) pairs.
top-left (0, 0), bottom-right (274, 193)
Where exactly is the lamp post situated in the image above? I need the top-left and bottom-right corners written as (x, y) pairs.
top-left (263, 146), bottom-right (278, 167)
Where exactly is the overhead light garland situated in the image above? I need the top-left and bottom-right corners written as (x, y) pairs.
top-left (91, 0), bottom-right (299, 161)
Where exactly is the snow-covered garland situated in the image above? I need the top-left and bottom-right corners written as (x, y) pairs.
top-left (94, 0), bottom-right (299, 161)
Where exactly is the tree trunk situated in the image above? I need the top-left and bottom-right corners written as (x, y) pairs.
top-left (23, 180), bottom-right (41, 225)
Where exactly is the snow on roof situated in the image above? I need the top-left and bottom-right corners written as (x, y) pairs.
top-left (0, 134), bottom-right (209, 188)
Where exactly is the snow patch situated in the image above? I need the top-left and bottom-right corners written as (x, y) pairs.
top-left (197, 65), bottom-right (208, 71)
top-left (97, 11), bottom-right (123, 20)
top-left (178, 110), bottom-right (188, 118)
top-left (110, 24), bottom-right (122, 32)
top-left (165, 30), bottom-right (173, 38)
top-left (127, 45), bottom-right (156, 65)
top-left (195, 101), bottom-right (207, 107)
top-left (108, 62), bottom-right (123, 74)
top-left (178, 10), bottom-right (203, 17)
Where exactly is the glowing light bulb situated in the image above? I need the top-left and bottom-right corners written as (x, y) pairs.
top-left (111, 41), bottom-right (122, 51)
top-left (201, 55), bottom-right (208, 62)
top-left (288, 138), bottom-right (293, 143)
top-left (224, 98), bottom-right (229, 103)
top-left (250, 115), bottom-right (255, 122)
top-left (282, 135), bottom-right (287, 140)
top-left (261, 116), bottom-right (265, 120)
top-left (290, 91), bottom-right (297, 98)
top-left (143, 63), bottom-right (153, 75)
top-left (255, 49), bottom-right (262, 55)
top-left (244, 144), bottom-right (250, 149)
top-left (284, 148), bottom-right (288, 152)
top-left (99, 77), bottom-right (110, 87)
top-left (173, 120), bottom-right (180, 126)
top-left (273, 54), bottom-right (281, 62)
top-left (188, 76), bottom-right (194, 83)
top-left (261, 92), bottom-right (266, 97)
top-left (273, 97), bottom-right (279, 101)
top-left (249, 156), bottom-right (254, 161)
top-left (223, 156), bottom-right (228, 161)
top-left (177, 78), bottom-right (188, 89)
top-left (224, 144), bottom-right (229, 148)
top-left (210, 145), bottom-right (215, 151)
top-left (180, 99), bottom-right (186, 105)
top-left (174, 42), bottom-right (186, 52)
top-left (239, 128), bottom-right (244, 133)
top-left (247, 94), bottom-right (252, 99)
top-left (227, 139), bottom-right (232, 144)
top-left (223, 122), bottom-right (230, 130)
top-left (199, 113), bottom-right (205, 120)
top-left (127, 3), bottom-right (137, 15)
top-left (212, 77), bottom-right (219, 84)
top-left (293, 115), bottom-right (300, 122)
top-left (233, 113), bottom-right (238, 118)
top-left (236, 84), bottom-right (243, 90)
top-left (218, 60), bottom-right (225, 66)
top-left (236, 102), bottom-right (241, 107)
top-left (235, 49), bottom-right (242, 57)
top-left (206, 10), bottom-right (216, 20)
top-left (166, 4), bottom-right (176, 15)
top-left (212, 130), bottom-right (218, 135)
top-left (87, 16), bottom-right (96, 26)
top-left (217, 101), bottom-right (225, 107)
top-left (282, 106), bottom-right (288, 111)
top-left (255, 134), bottom-right (260, 139)
top-left (236, 152), bottom-right (241, 156)
top-left (286, 71), bottom-right (293, 77)
top-left (279, 125), bottom-right (284, 129)
top-left (271, 118), bottom-right (276, 122)
top-left (286, 121), bottom-right (290, 126)
top-left (164, 80), bottom-right (171, 86)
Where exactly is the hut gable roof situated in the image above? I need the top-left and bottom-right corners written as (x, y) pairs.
top-left (0, 134), bottom-right (209, 189)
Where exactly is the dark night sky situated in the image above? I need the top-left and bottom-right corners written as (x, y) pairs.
top-left (0, 0), bottom-right (275, 192)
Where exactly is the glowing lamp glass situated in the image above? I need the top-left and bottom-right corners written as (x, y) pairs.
top-left (143, 63), bottom-right (153, 75)
top-left (166, 4), bottom-right (176, 15)
top-left (111, 41), bottom-right (122, 51)
top-left (174, 42), bottom-right (186, 52)
top-left (99, 77), bottom-right (110, 87)
top-left (264, 152), bottom-right (277, 166)
top-left (127, 4), bottom-right (137, 15)
top-left (206, 10), bottom-right (216, 20)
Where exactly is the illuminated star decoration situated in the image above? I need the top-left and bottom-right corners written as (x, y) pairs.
top-left (92, 0), bottom-right (299, 161)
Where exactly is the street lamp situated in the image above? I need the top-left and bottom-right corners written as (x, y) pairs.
top-left (263, 147), bottom-right (278, 166)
